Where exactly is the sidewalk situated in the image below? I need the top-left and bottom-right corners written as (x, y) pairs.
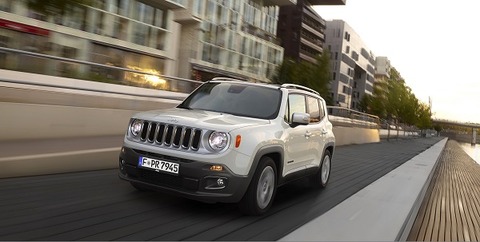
top-left (281, 137), bottom-right (447, 241)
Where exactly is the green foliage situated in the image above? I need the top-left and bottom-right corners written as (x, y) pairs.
top-left (363, 68), bottom-right (433, 129)
top-left (26, 0), bottom-right (93, 16)
top-left (273, 52), bottom-right (332, 105)
top-left (433, 124), bottom-right (443, 133)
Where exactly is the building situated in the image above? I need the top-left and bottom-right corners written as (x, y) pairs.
top-left (277, 0), bottom-right (345, 64)
top-left (277, 0), bottom-right (327, 64)
top-left (375, 56), bottom-right (391, 81)
top-left (0, 0), bottom-right (296, 87)
top-left (324, 20), bottom-right (375, 110)
top-left (0, 0), bottom-right (188, 89)
top-left (175, 0), bottom-right (296, 83)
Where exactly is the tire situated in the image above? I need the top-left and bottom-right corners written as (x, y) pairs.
top-left (239, 157), bottom-right (277, 216)
top-left (310, 150), bottom-right (331, 189)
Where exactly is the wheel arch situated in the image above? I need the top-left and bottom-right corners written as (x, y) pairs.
top-left (248, 146), bottom-right (284, 185)
top-left (324, 142), bottom-right (335, 158)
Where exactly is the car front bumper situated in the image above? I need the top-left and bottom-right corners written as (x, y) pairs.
top-left (118, 146), bottom-right (250, 203)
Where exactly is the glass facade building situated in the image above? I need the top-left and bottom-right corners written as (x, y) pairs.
top-left (0, 0), bottom-right (295, 85)
top-left (0, 0), bottom-right (182, 89)
top-left (178, 0), bottom-right (291, 83)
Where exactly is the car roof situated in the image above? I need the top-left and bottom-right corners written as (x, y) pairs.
top-left (209, 77), bottom-right (280, 90)
top-left (210, 77), bottom-right (320, 96)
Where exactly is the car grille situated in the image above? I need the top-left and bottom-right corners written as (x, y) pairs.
top-left (139, 121), bottom-right (202, 151)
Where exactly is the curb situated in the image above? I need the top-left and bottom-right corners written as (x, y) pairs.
top-left (281, 138), bottom-right (448, 241)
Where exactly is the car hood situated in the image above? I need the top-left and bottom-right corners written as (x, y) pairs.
top-left (132, 108), bottom-right (270, 131)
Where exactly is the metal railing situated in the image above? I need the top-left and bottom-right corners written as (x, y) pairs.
top-left (327, 106), bottom-right (380, 129)
top-left (0, 46), bottom-right (202, 94)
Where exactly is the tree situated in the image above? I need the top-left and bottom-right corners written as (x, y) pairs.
top-left (273, 52), bottom-right (332, 105)
top-left (25, 0), bottom-right (93, 16)
top-left (365, 68), bottom-right (433, 129)
top-left (416, 103), bottom-right (433, 129)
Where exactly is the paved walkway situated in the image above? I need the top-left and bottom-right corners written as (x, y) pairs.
top-left (408, 140), bottom-right (480, 241)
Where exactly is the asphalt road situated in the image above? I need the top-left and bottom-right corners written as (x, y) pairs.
top-left (0, 137), bottom-right (443, 241)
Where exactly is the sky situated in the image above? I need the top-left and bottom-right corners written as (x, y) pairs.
top-left (313, 0), bottom-right (480, 124)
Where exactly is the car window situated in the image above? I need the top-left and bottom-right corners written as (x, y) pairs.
top-left (319, 99), bottom-right (326, 120)
top-left (307, 96), bottom-right (320, 123)
top-left (284, 94), bottom-right (306, 123)
top-left (178, 82), bottom-right (282, 119)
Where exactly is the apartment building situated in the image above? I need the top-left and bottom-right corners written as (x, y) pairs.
top-left (277, 0), bottom-right (345, 64)
top-left (0, 0), bottom-right (297, 86)
top-left (176, 0), bottom-right (298, 83)
top-left (374, 56), bottom-right (391, 81)
top-left (324, 19), bottom-right (375, 110)
top-left (0, 0), bottom-right (190, 89)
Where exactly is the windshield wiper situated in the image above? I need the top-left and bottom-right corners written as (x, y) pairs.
top-left (177, 104), bottom-right (192, 110)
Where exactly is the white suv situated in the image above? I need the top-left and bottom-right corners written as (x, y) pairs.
top-left (119, 78), bottom-right (335, 215)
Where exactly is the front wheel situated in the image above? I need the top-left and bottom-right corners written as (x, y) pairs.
top-left (310, 150), bottom-right (331, 188)
top-left (239, 157), bottom-right (277, 216)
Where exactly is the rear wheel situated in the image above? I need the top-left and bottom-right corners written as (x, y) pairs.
top-left (239, 157), bottom-right (277, 215)
top-left (310, 150), bottom-right (331, 188)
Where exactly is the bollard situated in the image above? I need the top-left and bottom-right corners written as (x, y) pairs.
top-left (473, 128), bottom-right (477, 145)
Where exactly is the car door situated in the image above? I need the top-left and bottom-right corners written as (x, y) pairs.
top-left (283, 94), bottom-right (311, 177)
top-left (305, 96), bottom-right (327, 169)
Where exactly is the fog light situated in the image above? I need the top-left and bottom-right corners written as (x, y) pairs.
top-left (210, 165), bottom-right (224, 172)
top-left (205, 177), bottom-right (228, 190)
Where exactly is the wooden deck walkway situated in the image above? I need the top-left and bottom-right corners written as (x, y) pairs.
top-left (408, 140), bottom-right (480, 241)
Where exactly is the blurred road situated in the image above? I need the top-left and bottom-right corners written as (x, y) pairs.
top-left (0, 137), bottom-right (443, 240)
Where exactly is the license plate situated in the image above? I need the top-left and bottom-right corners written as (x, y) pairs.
top-left (138, 156), bottom-right (179, 175)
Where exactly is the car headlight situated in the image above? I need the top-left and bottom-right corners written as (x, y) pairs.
top-left (130, 119), bottom-right (144, 137)
top-left (208, 132), bottom-right (228, 151)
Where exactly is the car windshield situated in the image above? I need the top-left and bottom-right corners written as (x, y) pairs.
top-left (178, 82), bottom-right (282, 119)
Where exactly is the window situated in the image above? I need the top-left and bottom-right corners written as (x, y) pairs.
top-left (0, 0), bottom-right (12, 12)
top-left (285, 94), bottom-right (306, 123)
top-left (179, 82), bottom-right (282, 120)
top-left (319, 100), bottom-right (325, 120)
top-left (307, 96), bottom-right (320, 123)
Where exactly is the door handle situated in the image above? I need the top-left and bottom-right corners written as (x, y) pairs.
top-left (305, 131), bottom-right (312, 138)
top-left (321, 129), bottom-right (328, 135)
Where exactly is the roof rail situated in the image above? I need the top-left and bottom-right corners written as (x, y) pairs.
top-left (211, 77), bottom-right (245, 82)
top-left (281, 83), bottom-right (319, 95)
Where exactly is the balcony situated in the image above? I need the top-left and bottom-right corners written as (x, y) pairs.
top-left (174, 9), bottom-right (201, 24)
top-left (264, 0), bottom-right (297, 6)
top-left (306, 0), bottom-right (346, 5)
top-left (137, 0), bottom-right (185, 10)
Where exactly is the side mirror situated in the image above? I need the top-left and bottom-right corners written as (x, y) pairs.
top-left (291, 113), bottom-right (310, 127)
